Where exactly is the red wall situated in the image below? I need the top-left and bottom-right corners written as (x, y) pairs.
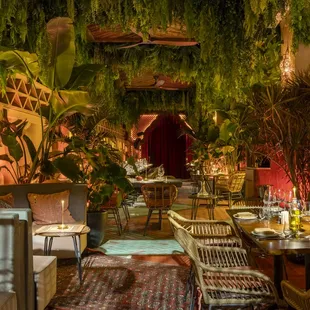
top-left (254, 161), bottom-right (293, 193)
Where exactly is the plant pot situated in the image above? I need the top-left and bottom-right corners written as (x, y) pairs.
top-left (87, 211), bottom-right (108, 248)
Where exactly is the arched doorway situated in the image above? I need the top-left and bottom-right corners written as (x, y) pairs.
top-left (141, 115), bottom-right (189, 178)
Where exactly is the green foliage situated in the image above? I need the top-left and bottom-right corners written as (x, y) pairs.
top-left (0, 0), bottom-right (289, 124)
top-left (291, 0), bottom-right (310, 48)
top-left (246, 72), bottom-right (310, 199)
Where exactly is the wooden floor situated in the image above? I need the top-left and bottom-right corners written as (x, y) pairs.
top-left (104, 184), bottom-right (306, 292)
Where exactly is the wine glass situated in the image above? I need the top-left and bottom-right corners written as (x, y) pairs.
top-left (158, 166), bottom-right (165, 180)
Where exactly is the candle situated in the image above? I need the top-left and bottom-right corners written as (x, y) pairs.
top-left (58, 200), bottom-right (68, 229)
top-left (61, 200), bottom-right (64, 227)
top-left (293, 187), bottom-right (297, 198)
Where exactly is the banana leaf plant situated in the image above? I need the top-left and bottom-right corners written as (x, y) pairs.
top-left (0, 110), bottom-right (36, 183)
top-left (0, 17), bottom-right (104, 183)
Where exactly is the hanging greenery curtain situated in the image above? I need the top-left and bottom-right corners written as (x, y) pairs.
top-left (0, 0), bottom-right (306, 125)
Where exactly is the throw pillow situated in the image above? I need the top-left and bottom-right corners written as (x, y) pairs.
top-left (28, 190), bottom-right (76, 225)
top-left (0, 199), bottom-right (12, 209)
top-left (0, 193), bottom-right (14, 207)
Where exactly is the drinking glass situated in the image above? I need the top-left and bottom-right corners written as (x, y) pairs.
top-left (158, 166), bottom-right (165, 179)
top-left (263, 188), bottom-right (273, 219)
top-left (258, 208), bottom-right (265, 220)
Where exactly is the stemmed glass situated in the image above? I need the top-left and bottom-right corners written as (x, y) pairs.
top-left (158, 166), bottom-right (165, 180)
top-left (263, 187), bottom-right (273, 220)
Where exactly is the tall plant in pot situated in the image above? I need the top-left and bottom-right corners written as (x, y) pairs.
top-left (52, 112), bottom-right (133, 247)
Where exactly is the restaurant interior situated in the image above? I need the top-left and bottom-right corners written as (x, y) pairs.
top-left (0, 1), bottom-right (310, 310)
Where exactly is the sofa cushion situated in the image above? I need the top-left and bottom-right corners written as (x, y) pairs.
top-left (0, 193), bottom-right (14, 208)
top-left (28, 190), bottom-right (75, 225)
top-left (33, 255), bottom-right (57, 310)
top-left (0, 200), bottom-right (12, 209)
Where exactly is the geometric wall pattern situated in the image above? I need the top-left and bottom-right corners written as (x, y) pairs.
top-left (0, 73), bottom-right (51, 114)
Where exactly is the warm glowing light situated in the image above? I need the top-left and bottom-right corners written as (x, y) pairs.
top-left (293, 186), bottom-right (297, 198)
top-left (280, 47), bottom-right (294, 82)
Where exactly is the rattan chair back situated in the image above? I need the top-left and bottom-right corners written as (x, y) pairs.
top-left (141, 183), bottom-right (178, 209)
top-left (167, 210), bottom-right (242, 247)
top-left (175, 228), bottom-right (282, 308)
top-left (281, 280), bottom-right (310, 310)
top-left (227, 171), bottom-right (246, 193)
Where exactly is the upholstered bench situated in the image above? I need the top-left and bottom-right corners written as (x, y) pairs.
top-left (0, 183), bottom-right (88, 258)
top-left (33, 256), bottom-right (57, 310)
top-left (0, 210), bottom-right (57, 310)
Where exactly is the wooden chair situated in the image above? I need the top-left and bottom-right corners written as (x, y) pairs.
top-left (281, 280), bottom-right (310, 310)
top-left (141, 183), bottom-right (178, 235)
top-left (217, 171), bottom-right (246, 208)
top-left (175, 228), bottom-right (282, 310)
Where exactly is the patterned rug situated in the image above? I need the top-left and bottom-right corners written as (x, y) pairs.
top-left (48, 254), bottom-right (190, 310)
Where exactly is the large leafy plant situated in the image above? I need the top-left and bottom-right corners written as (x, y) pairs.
top-left (247, 73), bottom-right (310, 200)
top-left (0, 17), bottom-right (103, 183)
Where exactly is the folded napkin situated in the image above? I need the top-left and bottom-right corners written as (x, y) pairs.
top-left (235, 212), bottom-right (255, 218)
top-left (253, 228), bottom-right (276, 235)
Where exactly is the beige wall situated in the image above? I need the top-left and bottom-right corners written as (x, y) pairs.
top-left (295, 44), bottom-right (310, 73)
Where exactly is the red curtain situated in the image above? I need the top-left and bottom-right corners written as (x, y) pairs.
top-left (141, 115), bottom-right (189, 178)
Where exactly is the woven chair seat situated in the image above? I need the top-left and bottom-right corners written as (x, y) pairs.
top-left (174, 228), bottom-right (282, 309)
top-left (168, 210), bottom-right (237, 238)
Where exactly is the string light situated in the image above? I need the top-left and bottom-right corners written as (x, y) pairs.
top-left (280, 47), bottom-right (294, 82)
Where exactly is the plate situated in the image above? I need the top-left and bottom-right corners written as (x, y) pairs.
top-left (233, 212), bottom-right (258, 220)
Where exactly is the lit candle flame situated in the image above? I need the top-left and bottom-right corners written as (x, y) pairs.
top-left (293, 187), bottom-right (297, 198)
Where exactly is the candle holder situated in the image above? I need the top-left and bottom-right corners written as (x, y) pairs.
top-left (58, 200), bottom-right (69, 230)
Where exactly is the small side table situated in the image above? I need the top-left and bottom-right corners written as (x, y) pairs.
top-left (36, 226), bottom-right (90, 284)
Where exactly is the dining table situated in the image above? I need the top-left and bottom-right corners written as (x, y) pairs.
top-left (227, 208), bottom-right (310, 297)
top-left (128, 178), bottom-right (183, 190)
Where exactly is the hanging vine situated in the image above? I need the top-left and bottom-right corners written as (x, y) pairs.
top-left (0, 0), bottom-right (303, 125)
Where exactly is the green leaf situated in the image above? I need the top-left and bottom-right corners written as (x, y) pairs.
top-left (113, 177), bottom-right (133, 193)
top-left (65, 64), bottom-right (105, 89)
top-left (23, 135), bottom-right (37, 163)
top-left (52, 90), bottom-right (92, 116)
top-left (53, 156), bottom-right (81, 181)
top-left (219, 119), bottom-right (237, 143)
top-left (40, 159), bottom-right (57, 177)
top-left (1, 133), bottom-right (23, 162)
top-left (45, 17), bottom-right (75, 88)
top-left (0, 48), bottom-right (40, 78)
top-left (207, 125), bottom-right (219, 142)
top-left (99, 184), bottom-right (114, 198)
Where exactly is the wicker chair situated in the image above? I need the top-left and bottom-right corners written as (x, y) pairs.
top-left (281, 280), bottom-right (310, 310)
top-left (168, 210), bottom-right (242, 304)
top-left (167, 210), bottom-right (242, 247)
top-left (141, 183), bottom-right (178, 235)
top-left (217, 171), bottom-right (246, 208)
top-left (101, 193), bottom-right (123, 235)
top-left (175, 228), bottom-right (282, 310)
